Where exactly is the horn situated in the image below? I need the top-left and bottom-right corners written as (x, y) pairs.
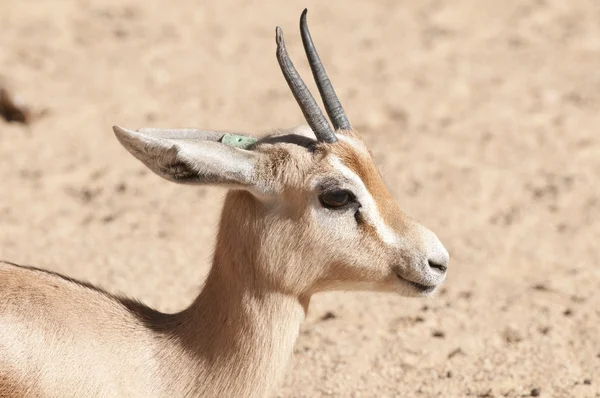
top-left (300, 9), bottom-right (351, 131)
top-left (275, 26), bottom-right (338, 143)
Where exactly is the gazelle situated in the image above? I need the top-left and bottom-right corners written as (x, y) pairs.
top-left (0, 9), bottom-right (449, 398)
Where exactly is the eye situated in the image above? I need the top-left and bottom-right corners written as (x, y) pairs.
top-left (319, 190), bottom-right (353, 209)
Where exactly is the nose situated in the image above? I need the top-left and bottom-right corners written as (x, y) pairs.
top-left (428, 258), bottom-right (448, 273)
top-left (427, 242), bottom-right (449, 275)
top-left (419, 225), bottom-right (449, 274)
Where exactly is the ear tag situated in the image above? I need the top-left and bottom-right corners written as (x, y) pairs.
top-left (221, 134), bottom-right (258, 149)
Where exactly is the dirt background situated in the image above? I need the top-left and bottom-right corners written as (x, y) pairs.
top-left (1, 0), bottom-right (599, 397)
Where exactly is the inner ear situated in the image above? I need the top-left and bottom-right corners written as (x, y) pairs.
top-left (113, 126), bottom-right (262, 189)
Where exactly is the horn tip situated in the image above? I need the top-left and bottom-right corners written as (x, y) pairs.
top-left (300, 8), bottom-right (308, 27)
top-left (275, 26), bottom-right (284, 45)
top-left (300, 8), bottom-right (311, 36)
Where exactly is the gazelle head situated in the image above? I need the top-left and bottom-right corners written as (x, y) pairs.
top-left (114, 9), bottom-right (449, 298)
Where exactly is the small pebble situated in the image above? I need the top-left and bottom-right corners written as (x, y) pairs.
top-left (447, 348), bottom-right (464, 358)
top-left (0, 86), bottom-right (31, 124)
top-left (531, 388), bottom-right (541, 397)
top-left (538, 326), bottom-right (551, 335)
top-left (320, 311), bottom-right (336, 321)
top-left (115, 182), bottom-right (127, 193)
top-left (503, 326), bottom-right (523, 343)
top-left (583, 379), bottom-right (591, 385)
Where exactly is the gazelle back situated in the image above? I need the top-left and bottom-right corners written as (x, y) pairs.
top-left (0, 9), bottom-right (448, 398)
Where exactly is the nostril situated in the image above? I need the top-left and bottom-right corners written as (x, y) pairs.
top-left (428, 260), bottom-right (447, 273)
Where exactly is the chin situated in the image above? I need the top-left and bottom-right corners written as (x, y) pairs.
top-left (392, 281), bottom-right (440, 298)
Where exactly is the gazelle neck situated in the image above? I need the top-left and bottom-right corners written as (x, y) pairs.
top-left (162, 191), bottom-right (309, 397)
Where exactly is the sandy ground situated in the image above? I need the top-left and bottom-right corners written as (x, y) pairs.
top-left (1, 0), bottom-right (599, 397)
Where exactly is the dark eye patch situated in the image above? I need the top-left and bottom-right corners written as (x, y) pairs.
top-left (354, 209), bottom-right (364, 224)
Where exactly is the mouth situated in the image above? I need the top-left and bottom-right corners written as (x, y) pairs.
top-left (394, 271), bottom-right (437, 294)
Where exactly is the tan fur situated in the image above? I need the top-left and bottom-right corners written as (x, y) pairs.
top-left (0, 125), bottom-right (448, 397)
top-left (332, 131), bottom-right (410, 234)
top-left (0, 371), bottom-right (33, 398)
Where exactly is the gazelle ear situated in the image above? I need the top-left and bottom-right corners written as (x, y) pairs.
top-left (113, 126), bottom-right (262, 189)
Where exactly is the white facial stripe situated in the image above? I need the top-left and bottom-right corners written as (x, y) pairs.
top-left (329, 156), bottom-right (400, 246)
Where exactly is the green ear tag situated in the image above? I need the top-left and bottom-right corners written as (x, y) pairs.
top-left (221, 134), bottom-right (258, 149)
